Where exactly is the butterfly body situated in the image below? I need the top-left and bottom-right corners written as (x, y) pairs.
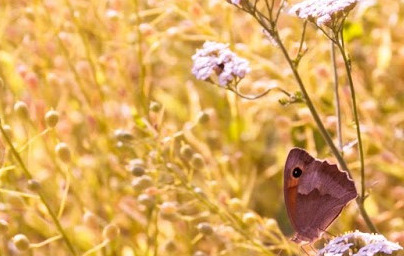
top-left (284, 148), bottom-right (357, 243)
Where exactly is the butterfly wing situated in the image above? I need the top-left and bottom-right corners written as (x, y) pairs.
top-left (284, 148), bottom-right (357, 243)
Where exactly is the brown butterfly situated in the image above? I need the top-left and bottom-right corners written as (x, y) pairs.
top-left (284, 148), bottom-right (357, 243)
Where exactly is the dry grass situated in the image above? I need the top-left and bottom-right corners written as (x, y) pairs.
top-left (0, 0), bottom-right (402, 255)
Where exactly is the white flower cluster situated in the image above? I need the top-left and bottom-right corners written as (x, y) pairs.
top-left (317, 230), bottom-right (403, 256)
top-left (289, 0), bottom-right (358, 26)
top-left (192, 41), bottom-right (251, 87)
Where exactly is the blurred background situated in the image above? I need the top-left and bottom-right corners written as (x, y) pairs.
top-left (0, 0), bottom-right (402, 255)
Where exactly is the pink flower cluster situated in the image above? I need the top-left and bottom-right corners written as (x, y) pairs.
top-left (289, 0), bottom-right (358, 26)
top-left (318, 230), bottom-right (403, 256)
top-left (192, 41), bottom-right (250, 87)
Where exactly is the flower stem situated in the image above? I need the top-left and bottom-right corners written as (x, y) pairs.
top-left (241, 0), bottom-right (378, 234)
top-left (274, 32), bottom-right (350, 173)
top-left (331, 42), bottom-right (343, 152)
top-left (133, 0), bottom-right (149, 115)
top-left (271, 25), bottom-right (378, 233)
top-left (227, 85), bottom-right (290, 100)
top-left (0, 123), bottom-right (77, 255)
top-left (334, 37), bottom-right (378, 233)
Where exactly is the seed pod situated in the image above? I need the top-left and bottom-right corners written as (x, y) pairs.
top-left (45, 110), bottom-right (60, 128)
top-left (55, 142), bottom-right (71, 163)
top-left (27, 179), bottom-right (40, 191)
top-left (149, 101), bottom-right (161, 112)
top-left (197, 111), bottom-right (209, 124)
top-left (0, 219), bottom-right (9, 233)
top-left (14, 101), bottom-right (29, 120)
top-left (12, 234), bottom-right (30, 252)
top-left (191, 153), bottom-right (204, 169)
top-left (137, 194), bottom-right (155, 208)
top-left (130, 165), bottom-right (145, 176)
top-left (102, 223), bottom-right (120, 240)
top-left (131, 175), bottom-right (153, 191)
top-left (180, 144), bottom-right (193, 160)
top-left (197, 222), bottom-right (213, 236)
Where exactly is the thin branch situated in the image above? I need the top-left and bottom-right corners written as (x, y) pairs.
top-left (264, 0), bottom-right (272, 19)
top-left (274, 0), bottom-right (286, 25)
top-left (334, 36), bottom-right (378, 234)
top-left (0, 122), bottom-right (77, 255)
top-left (294, 21), bottom-right (308, 66)
top-left (227, 85), bottom-right (290, 100)
top-left (316, 24), bottom-right (338, 44)
top-left (331, 42), bottom-right (343, 152)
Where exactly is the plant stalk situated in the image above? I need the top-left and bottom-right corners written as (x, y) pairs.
top-left (334, 39), bottom-right (378, 233)
top-left (0, 123), bottom-right (77, 255)
top-left (331, 42), bottom-right (343, 152)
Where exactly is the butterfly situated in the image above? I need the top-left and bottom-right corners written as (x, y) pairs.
top-left (284, 148), bottom-right (357, 243)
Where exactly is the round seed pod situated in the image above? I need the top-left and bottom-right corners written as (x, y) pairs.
top-left (12, 234), bottom-right (30, 252)
top-left (45, 110), bottom-right (60, 128)
top-left (102, 223), bottom-right (120, 240)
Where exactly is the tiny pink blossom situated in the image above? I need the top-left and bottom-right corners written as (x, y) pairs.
top-left (192, 41), bottom-right (250, 87)
top-left (289, 0), bottom-right (358, 26)
top-left (318, 230), bottom-right (403, 256)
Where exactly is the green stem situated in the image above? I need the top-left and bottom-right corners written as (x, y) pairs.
top-left (274, 33), bottom-right (350, 173)
top-left (133, 0), bottom-right (149, 115)
top-left (267, 22), bottom-right (378, 233)
top-left (0, 123), bottom-right (78, 255)
top-left (63, 0), bottom-right (106, 104)
top-left (166, 164), bottom-right (279, 255)
top-left (334, 39), bottom-right (378, 233)
top-left (331, 42), bottom-right (343, 152)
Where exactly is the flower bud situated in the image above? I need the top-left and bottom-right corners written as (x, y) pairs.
top-left (45, 110), bottom-right (60, 128)
top-left (2, 124), bottom-right (12, 138)
top-left (130, 165), bottom-right (145, 176)
top-left (149, 101), bottom-right (161, 112)
top-left (264, 218), bottom-right (278, 230)
top-left (242, 212), bottom-right (258, 225)
top-left (27, 179), bottom-right (40, 191)
top-left (131, 175), bottom-right (153, 191)
top-left (14, 101), bottom-right (29, 119)
top-left (55, 142), bottom-right (71, 163)
top-left (114, 129), bottom-right (134, 142)
top-left (12, 234), bottom-right (30, 252)
top-left (102, 223), bottom-right (120, 240)
top-left (137, 193), bottom-right (155, 208)
top-left (160, 201), bottom-right (178, 221)
top-left (0, 219), bottom-right (9, 233)
top-left (164, 240), bottom-right (177, 252)
top-left (82, 211), bottom-right (100, 228)
top-left (25, 7), bottom-right (34, 20)
top-left (180, 144), bottom-right (193, 160)
top-left (193, 251), bottom-right (207, 256)
top-left (227, 198), bottom-right (243, 211)
top-left (191, 153), bottom-right (204, 169)
top-left (197, 111), bottom-right (209, 124)
top-left (193, 187), bottom-right (206, 197)
top-left (197, 222), bottom-right (213, 236)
